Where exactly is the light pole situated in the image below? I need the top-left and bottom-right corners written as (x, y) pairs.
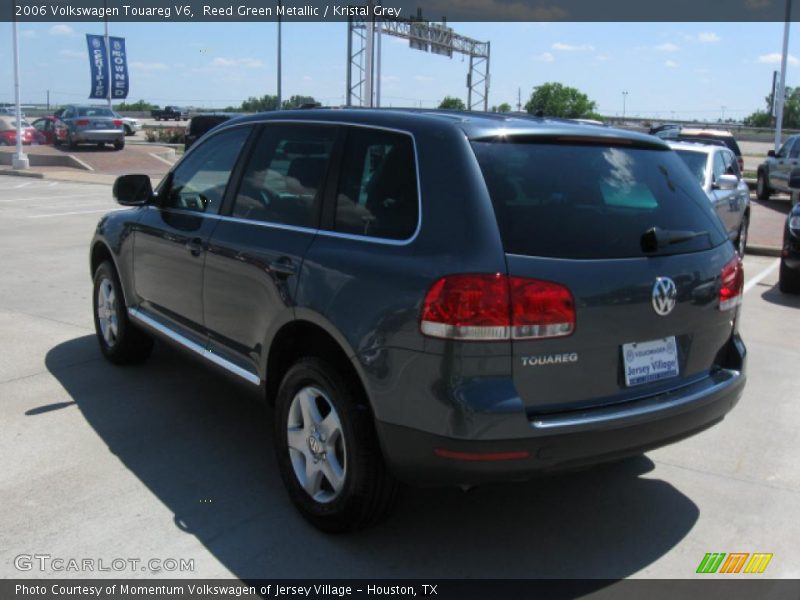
top-left (775, 0), bottom-right (792, 152)
top-left (277, 0), bottom-right (282, 110)
top-left (721, 105), bottom-right (727, 122)
top-left (11, 18), bottom-right (29, 170)
top-left (104, 0), bottom-right (112, 110)
top-left (622, 91), bottom-right (628, 120)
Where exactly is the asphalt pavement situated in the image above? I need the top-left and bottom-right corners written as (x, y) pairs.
top-left (0, 179), bottom-right (798, 582)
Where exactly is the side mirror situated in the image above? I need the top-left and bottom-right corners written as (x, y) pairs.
top-left (788, 169), bottom-right (800, 190)
top-left (715, 174), bottom-right (739, 191)
top-left (113, 174), bottom-right (153, 206)
top-left (768, 150), bottom-right (776, 157)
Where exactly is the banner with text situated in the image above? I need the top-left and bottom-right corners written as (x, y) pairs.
top-left (108, 36), bottom-right (130, 99)
top-left (85, 33), bottom-right (108, 99)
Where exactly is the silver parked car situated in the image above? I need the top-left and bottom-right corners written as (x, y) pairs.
top-left (55, 105), bottom-right (125, 150)
top-left (113, 112), bottom-right (141, 136)
top-left (669, 141), bottom-right (750, 256)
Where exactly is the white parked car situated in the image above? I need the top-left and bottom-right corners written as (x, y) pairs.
top-left (113, 112), bottom-right (142, 136)
top-left (669, 141), bottom-right (750, 256)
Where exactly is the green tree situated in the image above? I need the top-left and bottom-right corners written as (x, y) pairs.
top-left (281, 95), bottom-right (319, 109)
top-left (439, 96), bottom-right (466, 110)
top-left (240, 94), bottom-right (279, 112)
top-left (524, 82), bottom-right (597, 118)
top-left (497, 102), bottom-right (512, 113)
top-left (743, 111), bottom-right (771, 127)
top-left (744, 86), bottom-right (800, 128)
top-left (115, 99), bottom-right (159, 112)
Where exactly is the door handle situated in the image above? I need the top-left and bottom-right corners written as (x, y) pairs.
top-left (185, 238), bottom-right (204, 257)
top-left (269, 257), bottom-right (297, 278)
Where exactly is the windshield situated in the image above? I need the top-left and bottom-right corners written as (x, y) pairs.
top-left (471, 139), bottom-right (727, 259)
top-left (77, 107), bottom-right (114, 117)
top-left (674, 150), bottom-right (708, 187)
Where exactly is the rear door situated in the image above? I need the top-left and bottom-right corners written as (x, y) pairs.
top-left (710, 150), bottom-right (737, 237)
top-left (471, 138), bottom-right (736, 414)
top-left (770, 136), bottom-right (798, 190)
top-left (203, 123), bottom-right (340, 378)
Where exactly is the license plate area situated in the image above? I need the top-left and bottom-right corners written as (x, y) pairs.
top-left (622, 337), bottom-right (679, 387)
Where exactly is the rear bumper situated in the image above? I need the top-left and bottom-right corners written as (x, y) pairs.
top-left (377, 337), bottom-right (746, 486)
top-left (73, 130), bottom-right (124, 143)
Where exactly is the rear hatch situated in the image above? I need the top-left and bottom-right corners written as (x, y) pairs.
top-left (470, 135), bottom-right (741, 414)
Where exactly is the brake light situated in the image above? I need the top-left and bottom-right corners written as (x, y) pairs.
top-left (112, 119), bottom-right (123, 126)
top-left (76, 119), bottom-right (90, 126)
top-left (719, 255), bottom-right (744, 311)
top-left (738, 157), bottom-right (744, 172)
top-left (420, 274), bottom-right (575, 341)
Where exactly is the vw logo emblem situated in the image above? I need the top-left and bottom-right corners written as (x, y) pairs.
top-left (652, 277), bottom-right (677, 316)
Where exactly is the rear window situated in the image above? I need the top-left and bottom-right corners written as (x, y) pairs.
top-left (674, 150), bottom-right (708, 186)
top-left (78, 107), bottom-right (114, 118)
top-left (471, 140), bottom-right (727, 259)
top-left (189, 115), bottom-right (231, 136)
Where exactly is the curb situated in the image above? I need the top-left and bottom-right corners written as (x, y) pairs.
top-left (0, 168), bottom-right (44, 179)
top-left (747, 244), bottom-right (782, 257)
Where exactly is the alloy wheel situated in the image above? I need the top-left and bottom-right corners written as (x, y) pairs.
top-left (96, 277), bottom-right (119, 347)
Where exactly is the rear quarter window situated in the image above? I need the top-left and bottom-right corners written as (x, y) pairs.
top-left (471, 139), bottom-right (727, 259)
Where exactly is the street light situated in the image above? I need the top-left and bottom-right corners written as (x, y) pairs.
top-left (622, 91), bottom-right (628, 120)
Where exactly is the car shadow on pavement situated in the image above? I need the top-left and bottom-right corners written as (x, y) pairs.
top-left (751, 197), bottom-right (792, 216)
top-left (46, 335), bottom-right (700, 581)
top-left (761, 283), bottom-right (800, 308)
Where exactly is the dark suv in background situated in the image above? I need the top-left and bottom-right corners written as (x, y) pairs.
top-left (90, 110), bottom-right (746, 531)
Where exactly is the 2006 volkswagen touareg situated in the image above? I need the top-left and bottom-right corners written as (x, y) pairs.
top-left (90, 109), bottom-right (746, 531)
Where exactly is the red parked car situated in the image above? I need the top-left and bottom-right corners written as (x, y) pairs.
top-left (31, 116), bottom-right (65, 145)
top-left (0, 116), bottom-right (37, 145)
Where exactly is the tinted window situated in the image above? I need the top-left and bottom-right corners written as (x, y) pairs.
top-left (189, 115), bottom-right (232, 137)
top-left (78, 107), bottom-right (114, 118)
top-left (471, 140), bottom-right (727, 259)
top-left (674, 150), bottom-right (708, 186)
top-left (712, 152), bottom-right (726, 183)
top-left (722, 150), bottom-right (740, 177)
top-left (333, 127), bottom-right (418, 240)
top-left (232, 124), bottom-right (336, 227)
top-left (164, 126), bottom-right (250, 213)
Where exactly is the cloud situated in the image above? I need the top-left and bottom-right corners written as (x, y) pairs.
top-left (697, 32), bottom-right (721, 43)
top-left (758, 52), bottom-right (799, 65)
top-left (533, 52), bottom-right (555, 62)
top-left (552, 42), bottom-right (595, 52)
top-left (59, 49), bottom-right (84, 59)
top-left (664, 60), bottom-right (679, 68)
top-left (655, 42), bottom-right (679, 52)
top-left (130, 62), bottom-right (169, 72)
top-left (49, 25), bottom-right (75, 36)
top-left (209, 57), bottom-right (265, 68)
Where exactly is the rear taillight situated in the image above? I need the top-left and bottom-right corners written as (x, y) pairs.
top-left (719, 255), bottom-right (744, 311)
top-left (738, 157), bottom-right (744, 172)
top-left (420, 274), bottom-right (575, 341)
top-left (76, 119), bottom-right (90, 126)
top-left (112, 119), bottom-right (123, 126)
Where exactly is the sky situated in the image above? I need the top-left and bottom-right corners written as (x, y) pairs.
top-left (0, 20), bottom-right (798, 120)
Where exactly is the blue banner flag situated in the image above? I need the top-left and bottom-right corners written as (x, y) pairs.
top-left (86, 34), bottom-right (109, 99)
top-left (108, 36), bottom-right (130, 99)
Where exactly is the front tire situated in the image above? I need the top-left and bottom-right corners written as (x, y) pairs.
top-left (92, 261), bottom-right (153, 364)
top-left (779, 258), bottom-right (800, 293)
top-left (736, 214), bottom-right (749, 257)
top-left (756, 171), bottom-right (771, 201)
top-left (274, 358), bottom-right (398, 532)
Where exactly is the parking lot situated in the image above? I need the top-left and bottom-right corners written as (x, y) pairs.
top-left (0, 176), bottom-right (798, 581)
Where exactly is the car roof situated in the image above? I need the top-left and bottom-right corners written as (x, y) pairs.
top-left (221, 108), bottom-right (669, 148)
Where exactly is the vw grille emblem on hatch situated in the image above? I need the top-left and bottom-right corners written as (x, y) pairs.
top-left (652, 277), bottom-right (677, 316)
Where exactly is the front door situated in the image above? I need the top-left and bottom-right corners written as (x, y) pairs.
top-left (133, 125), bottom-right (252, 336)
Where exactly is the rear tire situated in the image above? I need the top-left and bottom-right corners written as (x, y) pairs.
top-left (756, 171), bottom-right (771, 201)
top-left (92, 261), bottom-right (154, 364)
top-left (779, 258), bottom-right (800, 293)
top-left (274, 358), bottom-right (398, 532)
top-left (67, 133), bottom-right (77, 149)
top-left (113, 139), bottom-right (124, 151)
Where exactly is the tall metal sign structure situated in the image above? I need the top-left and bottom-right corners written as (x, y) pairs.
top-left (347, 9), bottom-right (490, 110)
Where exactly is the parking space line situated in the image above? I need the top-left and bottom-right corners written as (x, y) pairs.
top-left (744, 259), bottom-right (781, 295)
top-left (0, 193), bottom-right (109, 204)
top-left (26, 208), bottom-right (124, 219)
top-left (13, 181), bottom-right (34, 189)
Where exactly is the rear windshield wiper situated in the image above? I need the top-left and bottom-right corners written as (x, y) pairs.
top-left (640, 226), bottom-right (709, 252)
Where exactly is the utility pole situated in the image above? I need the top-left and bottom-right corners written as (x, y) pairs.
top-left (775, 0), bottom-right (792, 152)
top-left (375, 18), bottom-right (382, 107)
top-left (46, 89), bottom-right (50, 112)
top-left (11, 16), bottom-right (29, 169)
top-left (517, 87), bottom-right (521, 112)
top-left (721, 105), bottom-right (727, 122)
top-left (364, 4), bottom-right (374, 107)
top-left (622, 90), bottom-right (628, 120)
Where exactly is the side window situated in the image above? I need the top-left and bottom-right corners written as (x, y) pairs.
top-left (790, 139), bottom-right (800, 159)
top-left (232, 124), bottom-right (336, 227)
top-left (334, 127), bottom-right (418, 240)
top-left (777, 138), bottom-right (793, 158)
top-left (723, 151), bottom-right (740, 177)
top-left (712, 152), bottom-right (726, 184)
top-left (164, 126), bottom-right (250, 214)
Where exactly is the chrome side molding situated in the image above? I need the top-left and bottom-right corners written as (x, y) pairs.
top-left (128, 308), bottom-right (261, 386)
